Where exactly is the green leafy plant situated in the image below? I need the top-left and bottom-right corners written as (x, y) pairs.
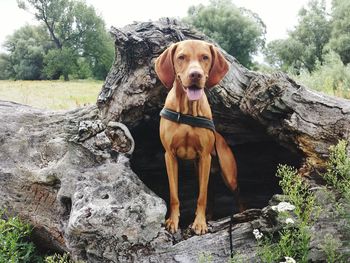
top-left (257, 164), bottom-right (316, 263)
top-left (44, 253), bottom-right (76, 263)
top-left (0, 212), bottom-right (79, 263)
top-left (198, 251), bottom-right (213, 263)
top-left (0, 213), bottom-right (41, 263)
top-left (323, 140), bottom-right (350, 193)
top-left (320, 233), bottom-right (344, 263)
top-left (277, 165), bottom-right (316, 223)
top-left (320, 140), bottom-right (350, 260)
top-left (294, 52), bottom-right (350, 99)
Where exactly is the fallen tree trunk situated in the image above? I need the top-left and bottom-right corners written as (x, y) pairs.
top-left (0, 18), bottom-right (349, 262)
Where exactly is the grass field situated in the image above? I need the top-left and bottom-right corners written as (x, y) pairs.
top-left (0, 80), bottom-right (103, 110)
top-left (0, 78), bottom-right (347, 112)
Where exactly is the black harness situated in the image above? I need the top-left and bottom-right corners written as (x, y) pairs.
top-left (160, 107), bottom-right (235, 258)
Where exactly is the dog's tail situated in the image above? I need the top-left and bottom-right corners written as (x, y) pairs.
top-left (213, 131), bottom-right (238, 192)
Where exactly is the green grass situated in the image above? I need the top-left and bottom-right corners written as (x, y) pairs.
top-left (0, 80), bottom-right (103, 110)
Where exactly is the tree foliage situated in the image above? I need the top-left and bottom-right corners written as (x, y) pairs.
top-left (0, 54), bottom-right (13, 80)
top-left (43, 47), bottom-right (77, 81)
top-left (264, 0), bottom-right (331, 73)
top-left (3, 0), bottom-right (115, 80)
top-left (185, 0), bottom-right (266, 68)
top-left (2, 24), bottom-right (52, 80)
top-left (294, 51), bottom-right (350, 99)
top-left (328, 0), bottom-right (350, 64)
top-left (264, 39), bottom-right (304, 73)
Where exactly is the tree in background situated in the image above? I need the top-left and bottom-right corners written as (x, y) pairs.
top-left (0, 54), bottom-right (12, 80)
top-left (185, 0), bottom-right (266, 68)
top-left (2, 25), bottom-right (52, 80)
top-left (292, 0), bottom-right (331, 70)
top-left (16, 0), bottom-right (114, 80)
top-left (328, 0), bottom-right (350, 65)
top-left (43, 47), bottom-right (77, 80)
top-left (264, 0), bottom-right (331, 74)
top-left (264, 38), bottom-right (304, 72)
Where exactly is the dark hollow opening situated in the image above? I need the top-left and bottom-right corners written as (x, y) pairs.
top-left (130, 118), bottom-right (303, 227)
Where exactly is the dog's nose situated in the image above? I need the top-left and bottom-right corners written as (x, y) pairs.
top-left (189, 70), bottom-right (203, 82)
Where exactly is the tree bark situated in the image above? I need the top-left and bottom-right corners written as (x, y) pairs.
top-left (0, 18), bottom-right (349, 262)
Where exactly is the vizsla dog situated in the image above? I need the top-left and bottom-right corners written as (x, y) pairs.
top-left (155, 40), bottom-right (238, 235)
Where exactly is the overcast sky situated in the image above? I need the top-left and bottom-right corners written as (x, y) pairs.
top-left (0, 0), bottom-right (331, 53)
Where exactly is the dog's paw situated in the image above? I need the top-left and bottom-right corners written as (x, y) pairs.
top-left (165, 217), bottom-right (179, 234)
top-left (191, 217), bottom-right (208, 235)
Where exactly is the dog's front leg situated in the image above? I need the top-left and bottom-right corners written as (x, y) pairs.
top-left (164, 151), bottom-right (180, 233)
top-left (192, 153), bottom-right (211, 235)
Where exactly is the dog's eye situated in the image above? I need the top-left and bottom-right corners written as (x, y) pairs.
top-left (178, 55), bottom-right (185, 61)
top-left (202, 55), bottom-right (209, 61)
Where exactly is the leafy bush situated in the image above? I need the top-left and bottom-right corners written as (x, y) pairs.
top-left (294, 52), bottom-right (350, 99)
top-left (320, 233), bottom-right (344, 263)
top-left (44, 253), bottom-right (76, 263)
top-left (0, 214), bottom-right (41, 263)
top-left (257, 165), bottom-right (315, 263)
top-left (0, 213), bottom-right (78, 263)
top-left (320, 140), bottom-right (350, 261)
top-left (277, 165), bottom-right (316, 224)
top-left (258, 141), bottom-right (350, 262)
top-left (323, 140), bottom-right (350, 194)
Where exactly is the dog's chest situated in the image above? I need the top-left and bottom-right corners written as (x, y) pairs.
top-left (161, 121), bottom-right (214, 160)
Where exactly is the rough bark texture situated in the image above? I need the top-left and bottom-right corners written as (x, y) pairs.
top-left (0, 18), bottom-right (350, 262)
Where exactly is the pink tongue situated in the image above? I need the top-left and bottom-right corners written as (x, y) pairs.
top-left (186, 88), bottom-right (203, 101)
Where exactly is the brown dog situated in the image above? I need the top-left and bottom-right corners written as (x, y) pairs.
top-left (155, 40), bottom-right (238, 235)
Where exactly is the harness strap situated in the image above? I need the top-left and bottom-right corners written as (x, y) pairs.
top-left (160, 108), bottom-right (215, 131)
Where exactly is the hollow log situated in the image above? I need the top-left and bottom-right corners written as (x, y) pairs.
top-left (0, 18), bottom-right (349, 262)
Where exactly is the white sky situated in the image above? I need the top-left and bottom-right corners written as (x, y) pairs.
top-left (0, 0), bottom-right (331, 53)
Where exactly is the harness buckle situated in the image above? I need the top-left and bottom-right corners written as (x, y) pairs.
top-left (176, 112), bottom-right (181, 122)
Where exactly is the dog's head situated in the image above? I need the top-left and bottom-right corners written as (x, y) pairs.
top-left (155, 40), bottom-right (229, 101)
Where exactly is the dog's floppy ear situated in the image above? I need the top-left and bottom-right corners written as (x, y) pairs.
top-left (206, 45), bottom-right (229, 88)
top-left (155, 43), bottom-right (178, 89)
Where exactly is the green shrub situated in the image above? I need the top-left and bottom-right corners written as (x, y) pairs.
top-left (320, 233), bottom-right (343, 263)
top-left (0, 214), bottom-right (41, 263)
top-left (323, 140), bottom-right (350, 194)
top-left (257, 165), bottom-right (315, 263)
top-left (322, 140), bottom-right (350, 260)
top-left (44, 253), bottom-right (76, 263)
top-left (294, 52), bottom-right (350, 99)
top-left (277, 165), bottom-right (315, 223)
top-left (0, 213), bottom-right (77, 263)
